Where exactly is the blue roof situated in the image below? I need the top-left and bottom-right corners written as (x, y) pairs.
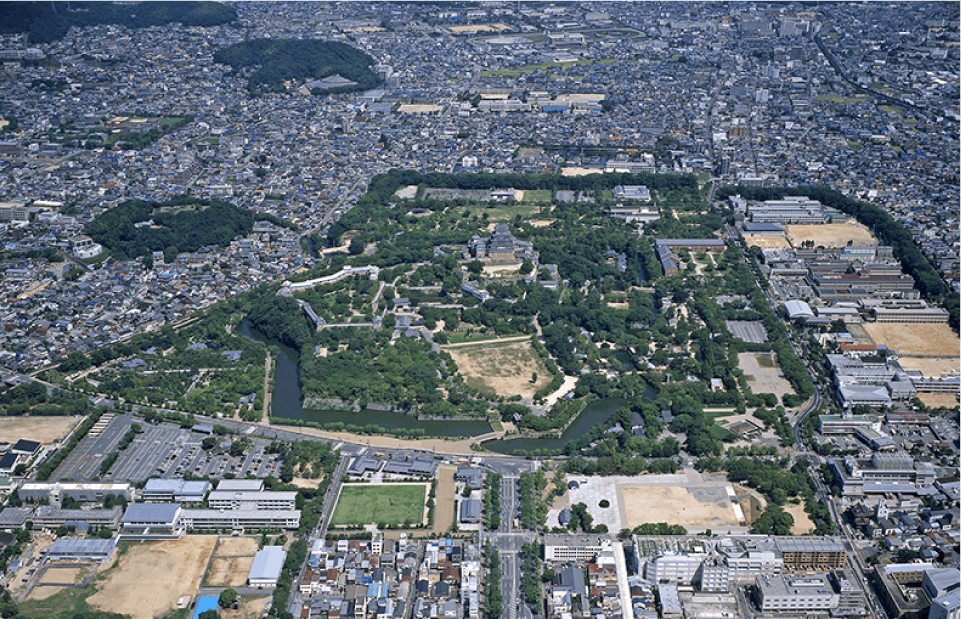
top-left (193, 596), bottom-right (219, 619)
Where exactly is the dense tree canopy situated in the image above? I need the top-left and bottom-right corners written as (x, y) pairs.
top-left (213, 39), bottom-right (380, 94)
top-left (0, 1), bottom-right (236, 43)
top-left (86, 197), bottom-right (254, 260)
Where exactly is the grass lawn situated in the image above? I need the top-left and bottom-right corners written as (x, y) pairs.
top-left (330, 484), bottom-right (427, 527)
top-left (756, 354), bottom-right (777, 368)
top-left (521, 189), bottom-right (552, 204)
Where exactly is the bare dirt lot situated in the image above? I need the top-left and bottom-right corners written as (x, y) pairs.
top-left (784, 222), bottom-right (877, 248)
top-left (621, 485), bottom-right (740, 530)
top-left (743, 234), bottom-right (792, 249)
top-left (397, 104), bottom-right (443, 114)
top-left (206, 537), bottom-right (259, 588)
top-left (223, 596), bottom-right (272, 619)
top-left (737, 353), bottom-right (795, 401)
top-left (0, 416), bottom-right (80, 446)
top-left (87, 536), bottom-right (217, 619)
top-left (449, 23), bottom-right (511, 33)
top-left (433, 465), bottom-right (456, 535)
top-left (26, 565), bottom-right (95, 602)
top-left (445, 340), bottom-right (551, 399)
top-left (37, 567), bottom-right (88, 585)
top-left (783, 502), bottom-right (815, 535)
top-left (863, 323), bottom-right (960, 358)
top-left (897, 357), bottom-right (960, 377)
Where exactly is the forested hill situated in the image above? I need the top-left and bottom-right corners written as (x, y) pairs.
top-left (213, 39), bottom-right (380, 95)
top-left (0, 2), bottom-right (237, 44)
top-left (86, 197), bottom-right (254, 261)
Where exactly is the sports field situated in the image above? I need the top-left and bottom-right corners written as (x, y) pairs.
top-left (863, 322), bottom-right (959, 357)
top-left (0, 416), bottom-right (80, 445)
top-left (330, 483), bottom-right (428, 527)
top-left (784, 222), bottom-right (877, 248)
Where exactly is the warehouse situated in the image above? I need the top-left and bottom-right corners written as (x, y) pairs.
top-left (46, 537), bottom-right (118, 563)
top-left (248, 546), bottom-right (287, 588)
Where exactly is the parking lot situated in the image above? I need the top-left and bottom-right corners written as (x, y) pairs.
top-left (726, 320), bottom-right (769, 344)
top-left (53, 415), bottom-right (281, 483)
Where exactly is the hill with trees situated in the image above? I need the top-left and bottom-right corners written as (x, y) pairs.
top-left (213, 39), bottom-right (380, 94)
top-left (0, 2), bottom-right (236, 44)
top-left (86, 197), bottom-right (255, 261)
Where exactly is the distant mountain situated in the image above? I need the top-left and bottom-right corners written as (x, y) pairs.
top-left (0, 2), bottom-right (237, 44)
top-left (213, 39), bottom-right (381, 95)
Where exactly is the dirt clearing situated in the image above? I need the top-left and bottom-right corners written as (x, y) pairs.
top-left (743, 235), bottom-right (791, 249)
top-left (206, 537), bottom-right (259, 587)
top-left (620, 485), bottom-right (740, 530)
top-left (445, 340), bottom-right (551, 399)
top-left (433, 465), bottom-right (456, 535)
top-left (88, 536), bottom-right (217, 619)
top-left (897, 357), bottom-right (959, 377)
top-left (0, 416), bottom-right (80, 445)
top-left (783, 502), bottom-right (816, 535)
top-left (738, 353), bottom-right (795, 401)
top-left (863, 322), bottom-right (959, 357)
top-left (785, 222), bottom-right (877, 248)
top-left (38, 567), bottom-right (88, 585)
top-left (223, 596), bottom-right (272, 619)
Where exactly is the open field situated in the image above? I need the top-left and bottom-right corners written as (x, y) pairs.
top-left (784, 502), bottom-right (815, 535)
top-left (445, 340), bottom-right (552, 399)
top-left (897, 357), bottom-right (960, 377)
top-left (743, 234), bottom-right (791, 249)
top-left (564, 471), bottom-right (746, 534)
top-left (38, 567), bottom-right (88, 585)
top-left (561, 167), bottom-right (602, 177)
top-left (863, 322), bottom-right (959, 358)
top-left (621, 485), bottom-right (740, 531)
top-left (0, 415), bottom-right (80, 445)
top-left (738, 353), bottom-right (795, 401)
top-left (521, 189), bottom-right (552, 204)
top-left (433, 465), bottom-right (456, 534)
top-left (87, 536), bottom-right (217, 619)
top-left (26, 564), bottom-right (96, 602)
top-left (784, 222), bottom-right (877, 248)
top-left (918, 393), bottom-right (959, 408)
top-left (331, 484), bottom-right (427, 527)
top-left (206, 537), bottom-right (259, 587)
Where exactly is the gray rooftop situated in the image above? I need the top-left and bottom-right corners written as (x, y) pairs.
top-left (249, 545), bottom-right (287, 581)
top-left (122, 502), bottom-right (181, 525)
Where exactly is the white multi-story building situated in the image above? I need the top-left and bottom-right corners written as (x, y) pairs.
top-left (755, 574), bottom-right (839, 613)
top-left (645, 550), bottom-right (707, 585)
top-left (207, 490), bottom-right (297, 511)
